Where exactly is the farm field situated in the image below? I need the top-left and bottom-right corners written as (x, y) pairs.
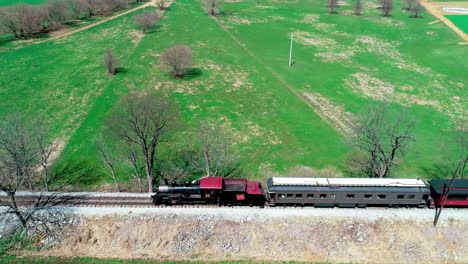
top-left (0, 0), bottom-right (467, 187)
top-left (446, 15), bottom-right (468, 32)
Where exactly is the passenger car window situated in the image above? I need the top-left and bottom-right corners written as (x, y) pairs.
top-left (320, 194), bottom-right (327, 199)
top-left (397, 195), bottom-right (404, 199)
top-left (307, 194), bottom-right (314, 198)
top-left (407, 195), bottom-right (415, 199)
top-left (377, 194), bottom-right (386, 199)
top-left (364, 194), bottom-right (372, 199)
top-left (347, 194), bottom-right (355, 199)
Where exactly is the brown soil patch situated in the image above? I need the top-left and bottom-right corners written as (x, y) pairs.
top-left (294, 31), bottom-right (337, 47)
top-left (315, 50), bottom-right (355, 63)
top-left (228, 16), bottom-right (252, 25)
top-left (344, 72), bottom-right (444, 113)
top-left (345, 72), bottom-right (395, 100)
top-left (129, 30), bottom-right (144, 46)
top-left (303, 93), bottom-right (356, 136)
top-left (355, 35), bottom-right (430, 74)
top-left (302, 14), bottom-right (320, 24)
top-left (228, 16), bottom-right (267, 25)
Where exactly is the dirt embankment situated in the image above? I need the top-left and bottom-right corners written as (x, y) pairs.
top-left (38, 208), bottom-right (468, 263)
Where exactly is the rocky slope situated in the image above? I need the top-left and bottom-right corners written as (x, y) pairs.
top-left (36, 207), bottom-right (468, 263)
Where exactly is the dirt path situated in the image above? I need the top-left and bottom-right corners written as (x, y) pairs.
top-left (33, 0), bottom-right (157, 44)
top-left (420, 0), bottom-right (468, 43)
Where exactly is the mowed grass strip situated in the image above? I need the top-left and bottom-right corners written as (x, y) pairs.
top-left (217, 0), bottom-right (467, 176)
top-left (59, 0), bottom-right (348, 186)
top-left (446, 15), bottom-right (468, 33)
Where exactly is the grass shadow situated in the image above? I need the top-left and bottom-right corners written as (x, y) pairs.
top-left (116, 67), bottom-right (129, 74)
top-left (217, 10), bottom-right (235, 17)
top-left (183, 68), bottom-right (203, 80)
top-left (0, 35), bottom-right (14, 47)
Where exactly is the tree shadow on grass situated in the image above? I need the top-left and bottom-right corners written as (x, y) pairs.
top-left (216, 11), bottom-right (235, 17)
top-left (183, 68), bottom-right (203, 80)
top-left (116, 67), bottom-right (128, 74)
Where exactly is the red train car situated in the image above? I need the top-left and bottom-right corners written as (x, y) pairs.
top-left (153, 176), bottom-right (265, 206)
top-left (429, 179), bottom-right (468, 207)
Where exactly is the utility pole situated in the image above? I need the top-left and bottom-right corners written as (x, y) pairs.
top-left (433, 159), bottom-right (464, 226)
top-left (289, 33), bottom-right (293, 67)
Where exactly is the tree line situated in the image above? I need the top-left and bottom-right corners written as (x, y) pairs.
top-left (0, 0), bottom-right (146, 39)
top-left (328, 0), bottom-right (424, 18)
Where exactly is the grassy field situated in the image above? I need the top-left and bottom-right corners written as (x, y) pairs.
top-left (0, 0), bottom-right (49, 5)
top-left (446, 15), bottom-right (468, 33)
top-left (0, 0), bottom-right (466, 187)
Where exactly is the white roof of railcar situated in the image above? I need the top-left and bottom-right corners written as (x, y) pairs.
top-left (270, 177), bottom-right (427, 187)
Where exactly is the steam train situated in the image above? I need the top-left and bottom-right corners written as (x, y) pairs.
top-left (152, 176), bottom-right (468, 208)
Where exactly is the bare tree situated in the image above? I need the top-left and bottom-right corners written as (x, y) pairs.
top-left (68, 0), bottom-right (87, 20)
top-left (108, 93), bottom-right (177, 192)
top-left (83, 0), bottom-right (98, 17)
top-left (0, 116), bottom-right (79, 248)
top-left (96, 140), bottom-right (121, 192)
top-left (204, 0), bottom-right (224, 16)
top-left (156, 0), bottom-right (167, 10)
top-left (410, 0), bottom-right (423, 18)
top-left (381, 0), bottom-right (393, 17)
top-left (133, 10), bottom-right (159, 33)
top-left (103, 48), bottom-right (120, 75)
top-left (403, 0), bottom-right (413, 11)
top-left (433, 125), bottom-right (467, 226)
top-left (351, 105), bottom-right (415, 178)
top-left (127, 147), bottom-right (145, 192)
top-left (0, 116), bottom-right (38, 193)
top-left (41, 0), bottom-right (70, 31)
top-left (158, 148), bottom-right (193, 183)
top-left (188, 121), bottom-right (241, 178)
top-left (355, 0), bottom-right (363, 15)
top-left (159, 45), bottom-right (193, 78)
top-left (15, 4), bottom-right (43, 38)
top-left (0, 7), bottom-right (21, 38)
top-left (328, 0), bottom-right (338, 14)
top-left (35, 127), bottom-right (57, 192)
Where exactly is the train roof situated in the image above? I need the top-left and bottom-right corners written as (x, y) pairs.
top-left (429, 179), bottom-right (468, 195)
top-left (268, 177), bottom-right (428, 188)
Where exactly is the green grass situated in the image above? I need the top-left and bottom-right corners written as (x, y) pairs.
top-left (0, 0), bottom-right (467, 187)
top-left (446, 15), bottom-right (468, 33)
top-left (59, 0), bottom-right (348, 186)
top-left (0, 0), bottom-right (51, 6)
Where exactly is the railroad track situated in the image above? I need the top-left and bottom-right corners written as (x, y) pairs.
top-left (0, 192), bottom-right (154, 208)
top-left (0, 192), bottom-right (451, 210)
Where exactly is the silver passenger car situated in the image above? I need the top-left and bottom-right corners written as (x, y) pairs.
top-left (267, 177), bottom-right (430, 208)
